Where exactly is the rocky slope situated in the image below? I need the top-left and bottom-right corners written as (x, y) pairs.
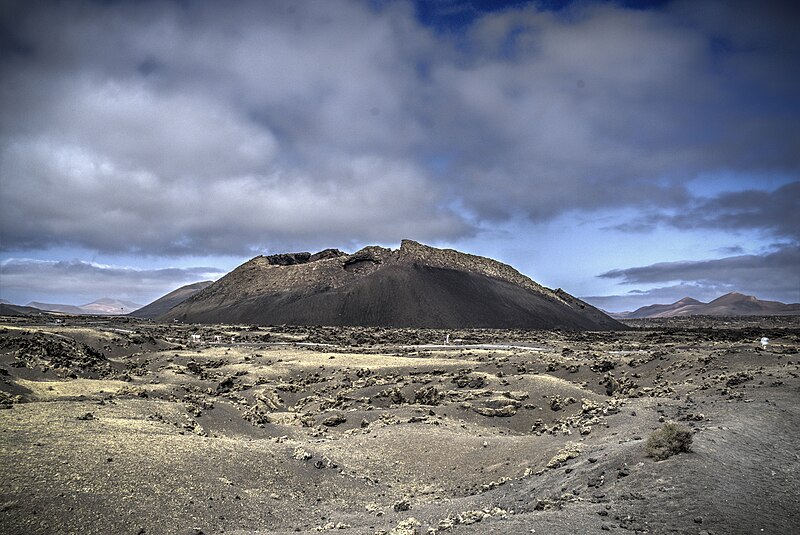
top-left (130, 281), bottom-right (213, 319)
top-left (161, 240), bottom-right (623, 330)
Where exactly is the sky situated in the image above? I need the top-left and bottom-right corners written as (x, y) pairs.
top-left (0, 0), bottom-right (798, 312)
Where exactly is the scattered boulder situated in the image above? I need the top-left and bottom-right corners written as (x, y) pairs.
top-left (474, 405), bottom-right (517, 417)
top-left (414, 386), bottom-right (444, 405)
top-left (547, 443), bottom-right (582, 468)
top-left (452, 373), bottom-right (487, 389)
top-left (322, 414), bottom-right (347, 427)
top-left (393, 499), bottom-right (411, 512)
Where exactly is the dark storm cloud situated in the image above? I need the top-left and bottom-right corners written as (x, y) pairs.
top-left (421, 0), bottom-right (800, 220)
top-left (715, 246), bottom-right (745, 255)
top-left (599, 245), bottom-right (800, 301)
top-left (0, 0), bottom-right (469, 255)
top-left (0, 259), bottom-right (224, 303)
top-left (615, 181), bottom-right (800, 238)
top-left (1, 0), bottom-right (798, 255)
top-left (680, 182), bottom-right (800, 239)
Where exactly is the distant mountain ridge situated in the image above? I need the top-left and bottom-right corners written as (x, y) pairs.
top-left (161, 240), bottom-right (624, 330)
top-left (0, 303), bottom-right (52, 316)
top-left (25, 298), bottom-right (143, 315)
top-left (26, 302), bottom-right (86, 314)
top-left (613, 292), bottom-right (800, 319)
top-left (129, 281), bottom-right (214, 319)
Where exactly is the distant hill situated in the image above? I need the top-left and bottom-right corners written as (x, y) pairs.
top-left (78, 298), bottom-right (143, 315)
top-left (27, 302), bottom-right (86, 314)
top-left (613, 292), bottom-right (800, 319)
top-left (615, 297), bottom-right (703, 319)
top-left (129, 281), bottom-right (214, 319)
top-left (161, 240), bottom-right (624, 330)
top-left (0, 303), bottom-right (53, 316)
top-left (26, 298), bottom-right (143, 315)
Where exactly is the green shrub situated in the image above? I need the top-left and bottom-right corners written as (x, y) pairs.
top-left (645, 422), bottom-right (693, 461)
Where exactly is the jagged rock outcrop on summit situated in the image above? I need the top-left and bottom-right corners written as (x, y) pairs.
top-left (264, 249), bottom-right (346, 266)
top-left (160, 240), bottom-right (624, 330)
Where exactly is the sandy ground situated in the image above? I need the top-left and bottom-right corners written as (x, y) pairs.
top-left (1, 316), bottom-right (798, 534)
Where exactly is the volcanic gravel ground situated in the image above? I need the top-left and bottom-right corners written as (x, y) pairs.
top-left (0, 315), bottom-right (798, 534)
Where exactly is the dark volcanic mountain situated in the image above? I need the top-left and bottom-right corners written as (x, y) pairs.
top-left (161, 240), bottom-right (623, 330)
top-left (130, 281), bottom-right (214, 319)
top-left (616, 292), bottom-right (800, 319)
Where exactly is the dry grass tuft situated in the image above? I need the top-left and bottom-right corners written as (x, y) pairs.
top-left (646, 422), bottom-right (693, 461)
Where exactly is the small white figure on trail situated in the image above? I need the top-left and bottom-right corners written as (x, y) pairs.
top-left (445, 334), bottom-right (450, 345)
top-left (760, 337), bottom-right (769, 348)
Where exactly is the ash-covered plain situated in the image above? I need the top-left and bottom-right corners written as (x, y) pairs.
top-left (1, 315), bottom-right (798, 534)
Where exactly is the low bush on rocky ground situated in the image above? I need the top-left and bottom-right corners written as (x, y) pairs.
top-left (646, 422), bottom-right (693, 461)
